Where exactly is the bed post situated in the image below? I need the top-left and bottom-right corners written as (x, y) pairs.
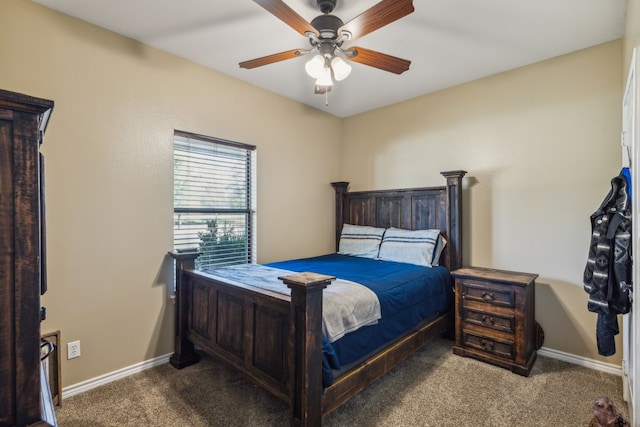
top-left (331, 182), bottom-right (349, 252)
top-left (168, 251), bottom-right (201, 369)
top-left (440, 171), bottom-right (467, 270)
top-left (280, 272), bottom-right (335, 427)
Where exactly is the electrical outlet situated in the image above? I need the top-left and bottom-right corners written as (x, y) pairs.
top-left (67, 340), bottom-right (81, 359)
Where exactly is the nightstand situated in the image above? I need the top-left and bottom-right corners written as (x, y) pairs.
top-left (452, 266), bottom-right (542, 376)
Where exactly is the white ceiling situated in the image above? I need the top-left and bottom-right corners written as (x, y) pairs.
top-left (32, 0), bottom-right (628, 118)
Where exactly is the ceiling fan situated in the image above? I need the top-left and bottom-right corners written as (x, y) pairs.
top-left (239, 0), bottom-right (414, 95)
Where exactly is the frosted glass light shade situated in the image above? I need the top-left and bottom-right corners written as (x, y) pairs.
top-left (331, 56), bottom-right (352, 81)
top-left (305, 55), bottom-right (325, 78)
top-left (315, 66), bottom-right (333, 86)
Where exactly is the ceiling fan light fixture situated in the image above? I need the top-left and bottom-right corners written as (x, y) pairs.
top-left (331, 56), bottom-right (351, 81)
top-left (305, 54), bottom-right (325, 78)
top-left (315, 66), bottom-right (333, 87)
top-left (241, 0), bottom-right (415, 99)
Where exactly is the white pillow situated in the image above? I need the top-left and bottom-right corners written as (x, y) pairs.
top-left (378, 228), bottom-right (441, 267)
top-left (338, 224), bottom-right (385, 259)
top-left (431, 235), bottom-right (447, 266)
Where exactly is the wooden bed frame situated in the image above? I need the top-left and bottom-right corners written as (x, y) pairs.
top-left (169, 170), bottom-right (466, 426)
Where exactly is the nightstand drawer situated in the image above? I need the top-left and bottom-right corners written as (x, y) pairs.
top-left (463, 307), bottom-right (515, 333)
top-left (461, 281), bottom-right (515, 308)
top-left (463, 332), bottom-right (514, 359)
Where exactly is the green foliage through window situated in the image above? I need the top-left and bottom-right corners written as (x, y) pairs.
top-left (195, 220), bottom-right (248, 270)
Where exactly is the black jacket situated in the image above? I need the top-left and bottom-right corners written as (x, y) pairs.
top-left (583, 173), bottom-right (632, 315)
top-left (583, 172), bottom-right (632, 356)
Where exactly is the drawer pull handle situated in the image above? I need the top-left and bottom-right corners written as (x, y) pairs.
top-left (481, 292), bottom-right (495, 301)
top-left (481, 339), bottom-right (495, 350)
top-left (481, 315), bottom-right (495, 325)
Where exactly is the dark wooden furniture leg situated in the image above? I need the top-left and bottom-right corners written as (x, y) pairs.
top-left (280, 272), bottom-right (335, 427)
top-left (169, 251), bottom-right (201, 369)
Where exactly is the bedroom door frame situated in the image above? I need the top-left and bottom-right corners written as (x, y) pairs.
top-left (623, 45), bottom-right (639, 427)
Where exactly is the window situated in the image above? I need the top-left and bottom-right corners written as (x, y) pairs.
top-left (173, 130), bottom-right (256, 270)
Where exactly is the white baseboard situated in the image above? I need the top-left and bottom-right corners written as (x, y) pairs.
top-left (538, 346), bottom-right (623, 376)
top-left (60, 347), bottom-right (621, 400)
top-left (61, 353), bottom-right (172, 399)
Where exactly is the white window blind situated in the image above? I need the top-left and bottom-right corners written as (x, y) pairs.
top-left (173, 131), bottom-right (256, 270)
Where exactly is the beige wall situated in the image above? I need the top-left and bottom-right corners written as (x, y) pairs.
top-left (624, 0), bottom-right (640, 82)
top-left (342, 41), bottom-right (624, 364)
top-left (1, 0), bottom-right (630, 388)
top-left (1, 0), bottom-right (341, 386)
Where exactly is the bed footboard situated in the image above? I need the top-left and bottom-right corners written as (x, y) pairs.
top-left (169, 252), bottom-right (333, 426)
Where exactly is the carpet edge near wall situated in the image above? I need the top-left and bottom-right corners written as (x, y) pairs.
top-left (61, 353), bottom-right (172, 399)
top-left (60, 347), bottom-right (620, 401)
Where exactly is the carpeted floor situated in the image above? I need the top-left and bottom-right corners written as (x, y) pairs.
top-left (55, 338), bottom-right (628, 426)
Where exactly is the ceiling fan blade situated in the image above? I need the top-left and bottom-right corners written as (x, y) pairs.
top-left (253, 0), bottom-right (319, 37)
top-left (239, 49), bottom-right (303, 69)
top-left (339, 0), bottom-right (414, 41)
top-left (345, 47), bottom-right (411, 74)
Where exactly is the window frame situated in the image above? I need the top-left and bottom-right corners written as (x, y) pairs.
top-left (173, 130), bottom-right (256, 270)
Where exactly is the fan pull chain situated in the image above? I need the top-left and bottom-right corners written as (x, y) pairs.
top-left (325, 89), bottom-right (329, 107)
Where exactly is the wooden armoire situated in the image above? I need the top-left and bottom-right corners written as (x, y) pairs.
top-left (0, 89), bottom-right (56, 426)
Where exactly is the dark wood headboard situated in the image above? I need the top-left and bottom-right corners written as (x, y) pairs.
top-left (331, 170), bottom-right (466, 271)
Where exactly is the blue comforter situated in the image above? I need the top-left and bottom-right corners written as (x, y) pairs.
top-left (266, 254), bottom-right (454, 384)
